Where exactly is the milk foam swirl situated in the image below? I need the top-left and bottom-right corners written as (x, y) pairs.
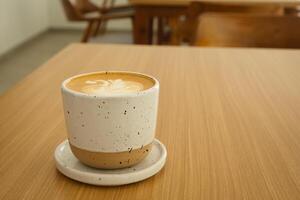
top-left (82, 79), bottom-right (144, 95)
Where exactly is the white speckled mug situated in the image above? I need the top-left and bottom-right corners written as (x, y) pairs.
top-left (61, 71), bottom-right (159, 169)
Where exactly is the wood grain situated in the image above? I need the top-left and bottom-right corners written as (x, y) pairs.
top-left (0, 44), bottom-right (300, 199)
top-left (195, 14), bottom-right (300, 48)
top-left (129, 0), bottom-right (300, 6)
top-left (190, 2), bottom-right (300, 48)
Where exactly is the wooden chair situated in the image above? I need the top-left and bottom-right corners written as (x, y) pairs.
top-left (76, 0), bottom-right (134, 36)
top-left (188, 2), bottom-right (300, 48)
top-left (98, 4), bottom-right (135, 36)
top-left (61, 0), bottom-right (134, 42)
top-left (167, 2), bottom-right (281, 46)
top-left (195, 14), bottom-right (300, 48)
top-left (61, 0), bottom-right (102, 42)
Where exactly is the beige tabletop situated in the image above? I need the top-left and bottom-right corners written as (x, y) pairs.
top-left (129, 0), bottom-right (300, 6)
top-left (1, 44), bottom-right (300, 199)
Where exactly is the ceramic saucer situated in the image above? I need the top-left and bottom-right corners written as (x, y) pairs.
top-left (54, 139), bottom-right (167, 186)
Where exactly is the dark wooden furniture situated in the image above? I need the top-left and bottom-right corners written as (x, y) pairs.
top-left (129, 0), bottom-right (300, 45)
top-left (189, 2), bottom-right (300, 48)
top-left (132, 5), bottom-right (187, 45)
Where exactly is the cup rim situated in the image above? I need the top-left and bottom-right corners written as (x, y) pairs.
top-left (61, 71), bottom-right (159, 98)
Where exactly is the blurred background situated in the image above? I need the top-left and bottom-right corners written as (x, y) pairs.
top-left (0, 0), bottom-right (132, 95)
top-left (1, 0), bottom-right (299, 95)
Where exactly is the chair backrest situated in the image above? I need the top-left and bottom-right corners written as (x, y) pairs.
top-left (195, 14), bottom-right (300, 48)
top-left (60, 0), bottom-right (83, 21)
top-left (76, 0), bottom-right (102, 13)
top-left (190, 2), bottom-right (300, 48)
top-left (75, 0), bottom-right (122, 14)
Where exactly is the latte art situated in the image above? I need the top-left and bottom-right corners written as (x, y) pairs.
top-left (82, 79), bottom-right (144, 95)
top-left (65, 72), bottom-right (155, 95)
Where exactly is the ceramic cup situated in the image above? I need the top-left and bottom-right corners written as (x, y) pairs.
top-left (61, 71), bottom-right (159, 169)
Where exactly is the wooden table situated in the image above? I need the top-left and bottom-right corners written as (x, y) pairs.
top-left (1, 44), bottom-right (300, 199)
top-left (129, 0), bottom-right (300, 44)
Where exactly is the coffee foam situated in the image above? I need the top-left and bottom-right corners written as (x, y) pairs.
top-left (66, 72), bottom-right (155, 95)
top-left (82, 79), bottom-right (144, 95)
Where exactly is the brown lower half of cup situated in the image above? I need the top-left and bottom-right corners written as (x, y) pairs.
top-left (69, 142), bottom-right (152, 169)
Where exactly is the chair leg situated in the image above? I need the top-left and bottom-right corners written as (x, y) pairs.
top-left (81, 21), bottom-right (94, 43)
top-left (148, 17), bottom-right (154, 44)
top-left (157, 17), bottom-right (164, 45)
top-left (169, 17), bottom-right (180, 45)
top-left (93, 20), bottom-right (102, 36)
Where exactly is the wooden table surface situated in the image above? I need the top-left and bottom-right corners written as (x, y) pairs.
top-left (129, 0), bottom-right (300, 6)
top-left (1, 44), bottom-right (300, 200)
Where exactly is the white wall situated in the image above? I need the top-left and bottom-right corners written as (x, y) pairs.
top-left (0, 0), bottom-right (49, 56)
top-left (48, 0), bottom-right (131, 31)
top-left (0, 0), bottom-right (131, 56)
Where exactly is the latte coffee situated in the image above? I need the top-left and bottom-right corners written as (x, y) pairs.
top-left (66, 72), bottom-right (154, 95)
top-left (62, 71), bottom-right (159, 169)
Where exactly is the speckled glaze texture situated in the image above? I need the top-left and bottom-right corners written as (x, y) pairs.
top-left (61, 71), bottom-right (159, 154)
